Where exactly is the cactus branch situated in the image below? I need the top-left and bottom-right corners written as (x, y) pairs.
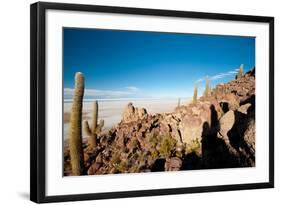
top-left (96, 119), bottom-right (104, 133)
top-left (84, 100), bottom-right (104, 149)
top-left (83, 120), bottom-right (92, 137)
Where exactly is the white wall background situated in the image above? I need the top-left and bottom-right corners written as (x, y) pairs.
top-left (0, 0), bottom-right (279, 204)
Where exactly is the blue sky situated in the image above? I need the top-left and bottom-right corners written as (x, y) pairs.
top-left (63, 28), bottom-right (255, 99)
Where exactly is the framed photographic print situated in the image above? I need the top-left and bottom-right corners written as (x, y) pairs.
top-left (30, 2), bottom-right (274, 203)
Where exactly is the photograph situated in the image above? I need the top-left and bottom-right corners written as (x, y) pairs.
top-left (63, 28), bottom-right (256, 176)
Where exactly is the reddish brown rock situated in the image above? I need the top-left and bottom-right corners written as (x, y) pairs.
top-left (122, 102), bottom-right (148, 123)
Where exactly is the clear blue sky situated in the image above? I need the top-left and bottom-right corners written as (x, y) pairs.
top-left (63, 28), bottom-right (255, 99)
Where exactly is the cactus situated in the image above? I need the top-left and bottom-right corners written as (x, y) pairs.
top-left (69, 72), bottom-right (85, 176)
top-left (204, 77), bottom-right (209, 98)
top-left (177, 98), bottom-right (181, 107)
top-left (193, 82), bottom-right (198, 103)
top-left (236, 64), bottom-right (244, 79)
top-left (84, 100), bottom-right (104, 149)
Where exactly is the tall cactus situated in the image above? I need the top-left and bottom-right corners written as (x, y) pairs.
top-left (69, 72), bottom-right (85, 176)
top-left (193, 82), bottom-right (198, 103)
top-left (84, 100), bottom-right (104, 149)
top-left (236, 64), bottom-right (244, 79)
top-left (177, 98), bottom-right (181, 108)
top-left (204, 77), bottom-right (209, 98)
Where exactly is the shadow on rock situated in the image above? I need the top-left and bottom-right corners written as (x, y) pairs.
top-left (151, 158), bottom-right (166, 172)
top-left (181, 152), bottom-right (202, 170)
top-left (201, 105), bottom-right (239, 169)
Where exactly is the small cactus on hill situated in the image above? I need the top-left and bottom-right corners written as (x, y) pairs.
top-left (204, 77), bottom-right (210, 98)
top-left (69, 72), bottom-right (85, 176)
top-left (193, 82), bottom-right (198, 103)
top-left (177, 98), bottom-right (181, 108)
top-left (84, 100), bottom-right (104, 149)
top-left (236, 64), bottom-right (244, 79)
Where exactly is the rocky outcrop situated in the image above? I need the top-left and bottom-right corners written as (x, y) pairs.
top-left (219, 110), bottom-right (235, 140)
top-left (122, 103), bottom-right (148, 123)
top-left (64, 68), bottom-right (256, 176)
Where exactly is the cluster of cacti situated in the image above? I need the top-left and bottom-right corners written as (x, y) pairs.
top-left (68, 72), bottom-right (104, 175)
top-left (193, 82), bottom-right (198, 103)
top-left (236, 64), bottom-right (244, 79)
top-left (84, 100), bottom-right (104, 149)
top-left (204, 77), bottom-right (210, 98)
top-left (68, 72), bottom-right (85, 176)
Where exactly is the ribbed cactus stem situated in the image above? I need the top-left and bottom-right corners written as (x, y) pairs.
top-left (92, 100), bottom-right (98, 132)
top-left (90, 101), bottom-right (98, 148)
top-left (204, 77), bottom-right (209, 98)
top-left (239, 64), bottom-right (244, 78)
top-left (236, 64), bottom-right (244, 79)
top-left (69, 72), bottom-right (85, 176)
top-left (84, 100), bottom-right (104, 149)
top-left (193, 82), bottom-right (198, 103)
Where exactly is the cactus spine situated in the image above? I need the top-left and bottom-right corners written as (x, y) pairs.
top-left (84, 100), bottom-right (104, 149)
top-left (69, 72), bottom-right (85, 176)
top-left (193, 82), bottom-right (198, 103)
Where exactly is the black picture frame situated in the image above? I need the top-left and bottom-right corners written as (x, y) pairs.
top-left (30, 2), bottom-right (274, 203)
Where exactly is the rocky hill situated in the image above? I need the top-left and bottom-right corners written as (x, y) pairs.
top-left (64, 68), bottom-right (256, 175)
